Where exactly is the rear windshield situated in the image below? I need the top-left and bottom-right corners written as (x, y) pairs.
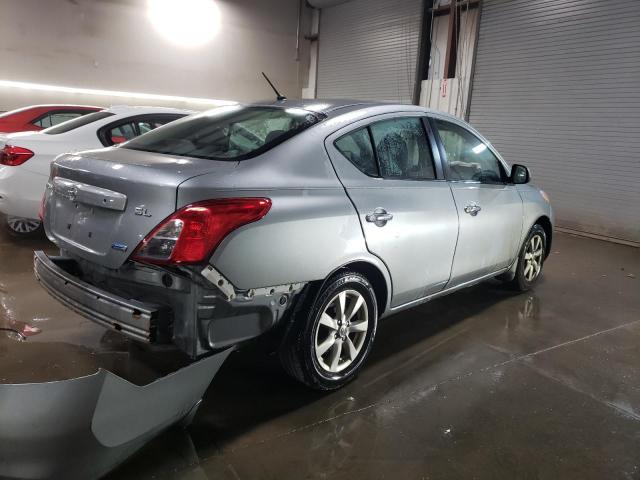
top-left (44, 111), bottom-right (115, 135)
top-left (0, 106), bottom-right (35, 118)
top-left (122, 106), bottom-right (323, 161)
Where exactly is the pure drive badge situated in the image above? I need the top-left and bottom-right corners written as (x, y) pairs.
top-left (111, 243), bottom-right (128, 252)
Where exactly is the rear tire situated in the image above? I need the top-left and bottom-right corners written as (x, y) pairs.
top-left (5, 216), bottom-right (43, 238)
top-left (509, 224), bottom-right (547, 291)
top-left (279, 271), bottom-right (378, 391)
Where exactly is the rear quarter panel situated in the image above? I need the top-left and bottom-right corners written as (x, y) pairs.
top-left (176, 129), bottom-right (390, 295)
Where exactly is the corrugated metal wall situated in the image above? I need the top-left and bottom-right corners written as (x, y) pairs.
top-left (317, 0), bottom-right (423, 103)
top-left (469, 0), bottom-right (640, 243)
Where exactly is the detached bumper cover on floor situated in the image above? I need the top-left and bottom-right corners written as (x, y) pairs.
top-left (33, 250), bottom-right (170, 343)
top-left (0, 348), bottom-right (232, 480)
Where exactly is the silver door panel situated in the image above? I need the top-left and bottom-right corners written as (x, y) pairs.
top-left (447, 182), bottom-right (523, 286)
top-left (324, 113), bottom-right (459, 307)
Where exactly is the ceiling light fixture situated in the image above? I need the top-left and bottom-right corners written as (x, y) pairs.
top-left (147, 0), bottom-right (221, 48)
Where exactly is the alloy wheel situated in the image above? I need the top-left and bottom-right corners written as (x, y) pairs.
top-left (7, 216), bottom-right (41, 234)
top-left (523, 234), bottom-right (544, 282)
top-left (314, 289), bottom-right (369, 374)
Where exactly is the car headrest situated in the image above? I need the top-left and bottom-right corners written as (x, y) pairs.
top-left (265, 130), bottom-right (286, 144)
top-left (377, 132), bottom-right (408, 175)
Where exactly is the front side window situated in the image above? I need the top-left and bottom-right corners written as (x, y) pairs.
top-left (334, 127), bottom-right (378, 177)
top-left (123, 106), bottom-right (323, 161)
top-left (369, 117), bottom-right (435, 180)
top-left (434, 119), bottom-right (505, 183)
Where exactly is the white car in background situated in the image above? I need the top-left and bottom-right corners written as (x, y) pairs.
top-left (0, 106), bottom-right (191, 236)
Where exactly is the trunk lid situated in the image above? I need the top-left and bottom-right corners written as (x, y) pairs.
top-left (45, 148), bottom-right (237, 269)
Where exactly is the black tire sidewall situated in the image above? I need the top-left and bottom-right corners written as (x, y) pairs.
top-left (303, 273), bottom-right (377, 388)
top-left (516, 224), bottom-right (547, 290)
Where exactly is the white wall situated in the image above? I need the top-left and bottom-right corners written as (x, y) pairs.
top-left (0, 0), bottom-right (310, 111)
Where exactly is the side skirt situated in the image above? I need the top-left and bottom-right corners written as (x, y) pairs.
top-left (383, 265), bottom-right (511, 318)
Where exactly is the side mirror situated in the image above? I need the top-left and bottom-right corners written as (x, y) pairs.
top-left (511, 164), bottom-right (530, 184)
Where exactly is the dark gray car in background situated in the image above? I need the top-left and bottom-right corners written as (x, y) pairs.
top-left (35, 100), bottom-right (553, 390)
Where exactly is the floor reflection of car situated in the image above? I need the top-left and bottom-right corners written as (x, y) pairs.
top-left (0, 106), bottom-right (191, 237)
top-left (35, 100), bottom-right (554, 390)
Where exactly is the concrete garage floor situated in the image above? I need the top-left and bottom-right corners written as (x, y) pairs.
top-left (1, 225), bottom-right (638, 479)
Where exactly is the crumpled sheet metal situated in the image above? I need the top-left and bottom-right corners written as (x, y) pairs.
top-left (0, 348), bottom-right (232, 480)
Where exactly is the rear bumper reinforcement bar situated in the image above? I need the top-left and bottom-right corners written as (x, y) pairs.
top-left (33, 251), bottom-right (169, 343)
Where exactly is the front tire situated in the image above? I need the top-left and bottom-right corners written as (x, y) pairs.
top-left (5, 216), bottom-right (43, 238)
top-left (279, 271), bottom-right (378, 391)
top-left (510, 224), bottom-right (547, 291)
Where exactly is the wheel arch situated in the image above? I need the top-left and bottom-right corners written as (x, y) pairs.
top-left (534, 215), bottom-right (553, 258)
top-left (325, 260), bottom-right (391, 317)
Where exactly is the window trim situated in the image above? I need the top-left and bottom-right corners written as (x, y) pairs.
top-left (96, 113), bottom-right (186, 147)
top-left (429, 117), bottom-right (510, 185)
top-left (421, 117), bottom-right (446, 180)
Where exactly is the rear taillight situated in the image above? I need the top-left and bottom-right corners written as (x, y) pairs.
top-left (0, 145), bottom-right (34, 166)
top-left (131, 198), bottom-right (271, 265)
top-left (38, 194), bottom-right (46, 221)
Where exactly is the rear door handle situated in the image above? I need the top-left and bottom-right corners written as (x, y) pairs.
top-left (366, 208), bottom-right (393, 227)
top-left (464, 203), bottom-right (481, 216)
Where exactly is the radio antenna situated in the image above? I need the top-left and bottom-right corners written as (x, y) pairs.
top-left (261, 72), bottom-right (287, 101)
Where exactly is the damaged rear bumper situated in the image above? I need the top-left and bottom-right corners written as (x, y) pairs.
top-left (33, 251), bottom-right (306, 358)
top-left (0, 348), bottom-right (232, 480)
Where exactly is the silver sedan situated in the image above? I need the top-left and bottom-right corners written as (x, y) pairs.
top-left (35, 100), bottom-right (553, 390)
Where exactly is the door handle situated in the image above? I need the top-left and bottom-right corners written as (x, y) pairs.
top-left (464, 203), bottom-right (481, 216)
top-left (366, 208), bottom-right (393, 227)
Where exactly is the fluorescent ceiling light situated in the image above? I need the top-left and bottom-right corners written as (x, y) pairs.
top-left (0, 79), bottom-right (234, 107)
top-left (147, 0), bottom-right (221, 48)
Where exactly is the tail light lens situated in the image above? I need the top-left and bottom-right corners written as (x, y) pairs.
top-left (131, 198), bottom-right (271, 265)
top-left (0, 145), bottom-right (34, 166)
top-left (38, 194), bottom-right (46, 221)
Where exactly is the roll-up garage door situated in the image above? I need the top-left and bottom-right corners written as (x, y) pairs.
top-left (468, 0), bottom-right (640, 243)
top-left (317, 0), bottom-right (423, 103)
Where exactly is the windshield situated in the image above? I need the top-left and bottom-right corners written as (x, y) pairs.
top-left (44, 111), bottom-right (114, 135)
top-left (122, 106), bottom-right (323, 161)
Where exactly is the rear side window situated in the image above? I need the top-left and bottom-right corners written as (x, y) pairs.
top-left (122, 106), bottom-right (323, 161)
top-left (108, 123), bottom-right (137, 144)
top-left (33, 112), bottom-right (79, 128)
top-left (44, 111), bottom-right (114, 135)
top-left (334, 128), bottom-right (378, 177)
top-left (31, 110), bottom-right (95, 128)
top-left (370, 117), bottom-right (435, 180)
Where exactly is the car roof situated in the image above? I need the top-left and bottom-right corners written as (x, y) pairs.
top-left (245, 98), bottom-right (462, 121)
top-left (104, 105), bottom-right (195, 115)
top-left (0, 104), bottom-right (102, 119)
top-left (250, 98), bottom-right (387, 114)
top-left (7, 104), bottom-right (102, 111)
